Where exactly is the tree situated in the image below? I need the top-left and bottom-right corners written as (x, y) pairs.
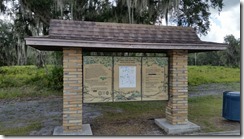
top-left (188, 35), bottom-right (240, 68)
top-left (0, 0), bottom-right (224, 66)
top-left (0, 0), bottom-right (58, 66)
top-left (220, 35), bottom-right (240, 68)
top-left (0, 20), bottom-right (17, 66)
top-left (174, 0), bottom-right (223, 36)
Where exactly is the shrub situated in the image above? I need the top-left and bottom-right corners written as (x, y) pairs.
top-left (0, 65), bottom-right (63, 90)
top-left (45, 66), bottom-right (63, 90)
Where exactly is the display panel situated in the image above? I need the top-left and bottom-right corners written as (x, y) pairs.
top-left (83, 56), bottom-right (113, 103)
top-left (114, 57), bottom-right (141, 102)
top-left (83, 56), bottom-right (168, 103)
top-left (142, 57), bottom-right (168, 100)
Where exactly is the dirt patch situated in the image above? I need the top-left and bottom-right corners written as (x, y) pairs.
top-left (91, 118), bottom-right (165, 135)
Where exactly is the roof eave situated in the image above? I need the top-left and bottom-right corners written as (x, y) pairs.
top-left (25, 37), bottom-right (227, 52)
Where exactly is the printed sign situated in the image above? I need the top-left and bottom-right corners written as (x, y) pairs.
top-left (142, 57), bottom-right (168, 100)
top-left (119, 66), bottom-right (136, 88)
top-left (114, 57), bottom-right (141, 102)
top-left (83, 56), bottom-right (113, 103)
top-left (83, 56), bottom-right (168, 103)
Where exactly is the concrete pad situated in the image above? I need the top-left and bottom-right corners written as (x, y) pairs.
top-left (155, 118), bottom-right (200, 135)
top-left (188, 130), bottom-right (240, 135)
top-left (53, 124), bottom-right (93, 135)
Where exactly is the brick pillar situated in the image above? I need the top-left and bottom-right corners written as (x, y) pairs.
top-left (166, 50), bottom-right (188, 125)
top-left (63, 48), bottom-right (83, 132)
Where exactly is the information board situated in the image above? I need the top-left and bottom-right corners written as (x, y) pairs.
top-left (142, 57), bottom-right (168, 100)
top-left (114, 57), bottom-right (141, 102)
top-left (83, 56), bottom-right (168, 103)
top-left (83, 56), bottom-right (113, 103)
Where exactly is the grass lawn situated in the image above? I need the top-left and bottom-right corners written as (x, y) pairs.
top-left (0, 122), bottom-right (42, 135)
top-left (0, 86), bottom-right (61, 99)
top-left (188, 95), bottom-right (239, 132)
top-left (0, 65), bottom-right (62, 99)
top-left (188, 66), bottom-right (240, 86)
top-left (92, 95), bottom-right (239, 135)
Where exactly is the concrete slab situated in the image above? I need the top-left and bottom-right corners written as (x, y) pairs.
top-left (155, 118), bottom-right (200, 135)
top-left (53, 124), bottom-right (93, 135)
top-left (188, 130), bottom-right (241, 135)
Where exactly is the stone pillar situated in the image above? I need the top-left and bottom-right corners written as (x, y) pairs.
top-left (166, 50), bottom-right (188, 125)
top-left (63, 48), bottom-right (83, 132)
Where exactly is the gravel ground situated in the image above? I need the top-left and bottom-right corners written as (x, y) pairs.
top-left (0, 97), bottom-right (122, 135)
top-left (0, 83), bottom-right (240, 135)
top-left (0, 97), bottom-right (63, 135)
top-left (188, 82), bottom-right (240, 97)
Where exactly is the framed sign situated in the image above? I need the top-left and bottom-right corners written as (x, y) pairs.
top-left (114, 57), bottom-right (141, 102)
top-left (142, 57), bottom-right (168, 100)
top-left (83, 56), bottom-right (113, 103)
top-left (83, 56), bottom-right (168, 103)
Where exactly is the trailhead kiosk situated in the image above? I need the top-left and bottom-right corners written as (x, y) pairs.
top-left (25, 19), bottom-right (227, 135)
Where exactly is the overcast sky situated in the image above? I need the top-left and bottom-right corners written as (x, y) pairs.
top-left (200, 0), bottom-right (240, 43)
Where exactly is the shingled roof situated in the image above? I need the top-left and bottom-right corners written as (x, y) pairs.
top-left (49, 19), bottom-right (200, 44)
top-left (25, 19), bottom-right (227, 52)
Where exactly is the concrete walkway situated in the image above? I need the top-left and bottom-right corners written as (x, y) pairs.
top-left (189, 130), bottom-right (241, 135)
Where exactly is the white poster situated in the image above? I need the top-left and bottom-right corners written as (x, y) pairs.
top-left (119, 66), bottom-right (136, 88)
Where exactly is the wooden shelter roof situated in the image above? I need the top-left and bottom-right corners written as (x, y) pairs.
top-left (25, 19), bottom-right (227, 52)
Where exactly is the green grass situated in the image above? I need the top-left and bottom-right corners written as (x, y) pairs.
top-left (189, 95), bottom-right (225, 132)
top-left (0, 65), bottom-right (62, 99)
top-left (0, 86), bottom-right (61, 99)
top-left (94, 95), bottom-right (238, 133)
top-left (0, 65), bottom-right (51, 88)
top-left (0, 65), bottom-right (239, 88)
top-left (188, 66), bottom-right (240, 86)
top-left (97, 101), bottom-right (167, 121)
top-left (101, 101), bottom-right (166, 112)
top-left (0, 122), bottom-right (42, 135)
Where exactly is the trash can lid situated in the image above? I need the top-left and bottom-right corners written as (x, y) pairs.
top-left (227, 92), bottom-right (240, 96)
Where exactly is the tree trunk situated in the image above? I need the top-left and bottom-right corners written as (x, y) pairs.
top-left (24, 42), bottom-right (28, 65)
top-left (194, 53), bottom-right (197, 65)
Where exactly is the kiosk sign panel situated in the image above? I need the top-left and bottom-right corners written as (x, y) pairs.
top-left (142, 57), bottom-right (168, 100)
top-left (83, 56), bottom-right (168, 103)
top-left (83, 56), bottom-right (113, 103)
top-left (114, 57), bottom-right (141, 102)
